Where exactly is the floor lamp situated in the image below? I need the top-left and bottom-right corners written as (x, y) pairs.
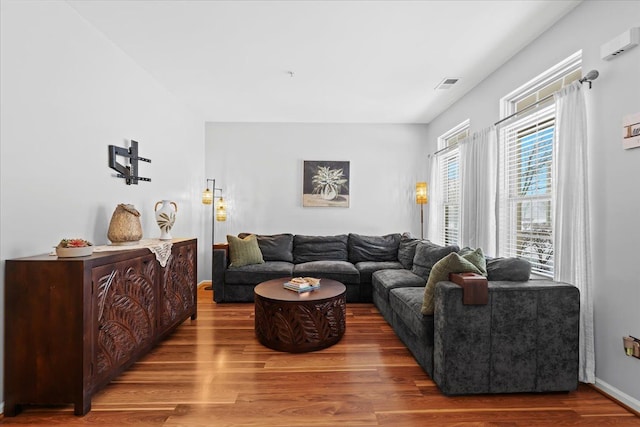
top-left (416, 182), bottom-right (428, 239)
top-left (202, 178), bottom-right (227, 291)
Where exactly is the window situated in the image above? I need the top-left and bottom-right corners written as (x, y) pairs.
top-left (435, 120), bottom-right (469, 246)
top-left (498, 52), bottom-right (581, 276)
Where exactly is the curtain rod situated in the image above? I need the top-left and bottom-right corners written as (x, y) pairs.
top-left (430, 141), bottom-right (459, 157)
top-left (494, 69), bottom-right (599, 127)
top-left (429, 69), bottom-right (599, 158)
top-left (493, 93), bottom-right (555, 127)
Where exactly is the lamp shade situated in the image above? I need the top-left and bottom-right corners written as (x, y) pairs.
top-left (215, 197), bottom-right (227, 221)
top-left (202, 188), bottom-right (213, 205)
top-left (416, 182), bottom-right (428, 204)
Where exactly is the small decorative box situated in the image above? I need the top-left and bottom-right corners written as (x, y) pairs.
top-left (449, 272), bottom-right (488, 305)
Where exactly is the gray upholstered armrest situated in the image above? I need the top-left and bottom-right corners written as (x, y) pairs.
top-left (212, 247), bottom-right (228, 302)
top-left (433, 279), bottom-right (579, 395)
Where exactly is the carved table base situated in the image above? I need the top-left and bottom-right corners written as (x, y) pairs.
top-left (254, 278), bottom-right (346, 353)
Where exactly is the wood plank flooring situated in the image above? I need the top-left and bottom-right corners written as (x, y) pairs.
top-left (1, 285), bottom-right (638, 426)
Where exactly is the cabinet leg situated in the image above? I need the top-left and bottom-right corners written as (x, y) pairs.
top-left (74, 398), bottom-right (91, 416)
top-left (3, 401), bottom-right (20, 417)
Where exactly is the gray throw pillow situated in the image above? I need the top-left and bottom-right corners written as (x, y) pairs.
top-left (411, 241), bottom-right (459, 280)
top-left (293, 235), bottom-right (349, 263)
top-left (486, 257), bottom-right (531, 281)
top-left (398, 233), bottom-right (420, 270)
top-left (348, 233), bottom-right (401, 263)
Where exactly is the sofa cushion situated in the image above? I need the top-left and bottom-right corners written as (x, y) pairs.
top-left (348, 233), bottom-right (401, 263)
top-left (293, 235), bottom-right (348, 263)
top-left (293, 260), bottom-right (359, 284)
top-left (227, 234), bottom-right (265, 267)
top-left (239, 233), bottom-right (294, 262)
top-left (225, 261), bottom-right (293, 284)
top-left (411, 241), bottom-right (459, 280)
top-left (355, 261), bottom-right (404, 284)
top-left (421, 250), bottom-right (485, 315)
top-left (372, 269), bottom-right (426, 302)
top-left (389, 287), bottom-right (435, 344)
top-left (398, 233), bottom-right (421, 270)
top-left (486, 257), bottom-right (531, 281)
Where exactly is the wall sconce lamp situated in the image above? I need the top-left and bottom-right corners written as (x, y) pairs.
top-left (416, 182), bottom-right (428, 239)
top-left (202, 178), bottom-right (227, 290)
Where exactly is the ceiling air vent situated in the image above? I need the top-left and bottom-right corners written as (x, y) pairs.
top-left (435, 78), bottom-right (459, 90)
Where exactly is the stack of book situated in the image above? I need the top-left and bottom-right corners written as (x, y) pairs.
top-left (283, 277), bottom-right (321, 293)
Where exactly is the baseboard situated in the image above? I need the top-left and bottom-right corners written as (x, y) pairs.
top-left (197, 280), bottom-right (211, 289)
top-left (593, 378), bottom-right (640, 416)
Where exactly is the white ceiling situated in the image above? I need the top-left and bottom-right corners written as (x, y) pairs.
top-left (67, 0), bottom-right (581, 124)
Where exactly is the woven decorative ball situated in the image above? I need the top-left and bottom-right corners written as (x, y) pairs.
top-left (107, 204), bottom-right (143, 245)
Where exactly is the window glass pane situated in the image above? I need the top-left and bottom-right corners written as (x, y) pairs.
top-left (445, 135), bottom-right (458, 147)
top-left (564, 69), bottom-right (582, 85)
top-left (516, 93), bottom-right (537, 112)
top-left (517, 199), bottom-right (553, 274)
top-left (538, 79), bottom-right (562, 99)
top-left (517, 125), bottom-right (553, 196)
top-left (456, 129), bottom-right (469, 142)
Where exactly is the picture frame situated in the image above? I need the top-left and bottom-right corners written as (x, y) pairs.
top-left (303, 160), bottom-right (350, 207)
top-left (622, 112), bottom-right (640, 150)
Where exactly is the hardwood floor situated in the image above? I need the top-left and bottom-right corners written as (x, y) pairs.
top-left (2, 285), bottom-right (638, 426)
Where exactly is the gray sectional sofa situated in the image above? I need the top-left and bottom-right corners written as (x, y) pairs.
top-left (213, 232), bottom-right (580, 395)
top-left (213, 233), bottom-right (405, 303)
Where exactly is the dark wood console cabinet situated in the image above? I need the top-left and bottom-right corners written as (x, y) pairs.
top-left (4, 238), bottom-right (197, 416)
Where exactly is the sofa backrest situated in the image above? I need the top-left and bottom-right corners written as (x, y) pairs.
top-left (398, 233), bottom-right (421, 269)
top-left (411, 241), bottom-right (460, 280)
top-left (348, 233), bottom-right (401, 263)
top-left (293, 235), bottom-right (349, 263)
top-left (238, 233), bottom-right (294, 262)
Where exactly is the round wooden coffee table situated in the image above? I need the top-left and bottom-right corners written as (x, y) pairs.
top-left (254, 278), bottom-right (346, 353)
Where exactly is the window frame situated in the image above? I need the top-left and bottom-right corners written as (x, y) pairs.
top-left (434, 120), bottom-right (469, 247)
top-left (497, 51), bottom-right (582, 277)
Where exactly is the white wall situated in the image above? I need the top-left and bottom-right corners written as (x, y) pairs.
top-left (0, 0), bottom-right (206, 407)
top-left (203, 122), bottom-right (429, 273)
top-left (424, 0), bottom-right (640, 410)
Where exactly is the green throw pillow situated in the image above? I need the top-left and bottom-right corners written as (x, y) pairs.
top-left (227, 234), bottom-right (265, 267)
top-left (421, 248), bottom-right (485, 315)
top-left (458, 247), bottom-right (488, 276)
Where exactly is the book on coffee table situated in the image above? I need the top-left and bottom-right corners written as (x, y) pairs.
top-left (283, 277), bottom-right (321, 293)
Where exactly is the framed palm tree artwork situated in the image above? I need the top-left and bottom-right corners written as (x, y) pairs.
top-left (303, 160), bottom-right (350, 207)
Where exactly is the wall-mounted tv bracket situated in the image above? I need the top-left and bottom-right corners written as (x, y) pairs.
top-left (108, 140), bottom-right (151, 185)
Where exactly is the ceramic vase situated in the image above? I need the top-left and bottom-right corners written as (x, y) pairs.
top-left (154, 200), bottom-right (177, 240)
top-left (107, 204), bottom-right (143, 245)
top-left (320, 185), bottom-right (337, 200)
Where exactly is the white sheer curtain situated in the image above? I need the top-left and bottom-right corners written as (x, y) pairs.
top-left (459, 126), bottom-right (498, 255)
top-left (426, 154), bottom-right (440, 242)
top-left (553, 81), bottom-right (595, 383)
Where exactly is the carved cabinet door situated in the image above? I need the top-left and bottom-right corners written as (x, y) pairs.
top-left (159, 242), bottom-right (196, 334)
top-left (91, 254), bottom-right (158, 386)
